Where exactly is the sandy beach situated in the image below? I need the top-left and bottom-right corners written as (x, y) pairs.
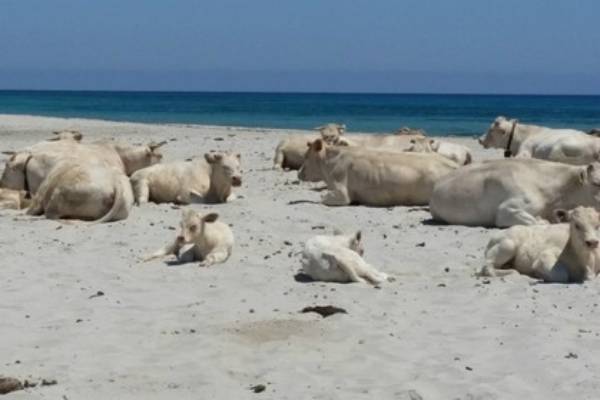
top-left (2, 114), bottom-right (600, 400)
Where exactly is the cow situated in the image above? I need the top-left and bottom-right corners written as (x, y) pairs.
top-left (26, 161), bottom-right (134, 222)
top-left (298, 139), bottom-right (458, 206)
top-left (47, 130), bottom-right (83, 142)
top-left (430, 158), bottom-right (600, 227)
top-left (273, 123), bottom-right (345, 170)
top-left (301, 231), bottom-right (389, 285)
top-left (130, 151), bottom-right (242, 205)
top-left (479, 116), bottom-right (599, 165)
top-left (481, 207), bottom-right (600, 283)
top-left (1, 140), bottom-right (164, 194)
top-left (145, 209), bottom-right (234, 267)
top-left (0, 188), bottom-right (29, 210)
top-left (405, 137), bottom-right (472, 165)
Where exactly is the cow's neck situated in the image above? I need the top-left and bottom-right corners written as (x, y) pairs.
top-left (507, 123), bottom-right (540, 155)
top-left (558, 238), bottom-right (595, 282)
top-left (206, 168), bottom-right (231, 203)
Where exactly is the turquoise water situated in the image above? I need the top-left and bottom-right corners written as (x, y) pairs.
top-left (0, 91), bottom-right (598, 136)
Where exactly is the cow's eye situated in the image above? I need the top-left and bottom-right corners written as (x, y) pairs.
top-left (575, 224), bottom-right (582, 230)
top-left (189, 225), bottom-right (197, 232)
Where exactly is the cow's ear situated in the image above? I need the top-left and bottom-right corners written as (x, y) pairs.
top-left (313, 139), bottom-right (323, 152)
top-left (149, 141), bottom-right (167, 150)
top-left (205, 152), bottom-right (223, 163)
top-left (202, 213), bottom-right (219, 223)
top-left (306, 141), bottom-right (312, 148)
top-left (355, 230), bottom-right (362, 242)
top-left (236, 153), bottom-right (241, 160)
top-left (554, 209), bottom-right (569, 223)
top-left (2, 151), bottom-right (16, 156)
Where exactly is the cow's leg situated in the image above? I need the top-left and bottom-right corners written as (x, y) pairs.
top-left (532, 251), bottom-right (568, 283)
top-left (273, 148), bottom-right (285, 170)
top-left (478, 237), bottom-right (519, 277)
top-left (322, 185), bottom-right (351, 206)
top-left (495, 199), bottom-right (541, 227)
top-left (321, 252), bottom-right (367, 284)
top-left (133, 178), bottom-right (150, 205)
top-left (43, 189), bottom-right (67, 220)
top-left (199, 248), bottom-right (230, 267)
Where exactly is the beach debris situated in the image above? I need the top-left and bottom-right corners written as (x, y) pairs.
top-left (415, 242), bottom-right (426, 247)
top-left (88, 290), bottom-right (104, 299)
top-left (250, 384), bottom-right (266, 393)
top-left (565, 352), bottom-right (578, 359)
top-left (301, 305), bottom-right (347, 318)
top-left (0, 377), bottom-right (23, 395)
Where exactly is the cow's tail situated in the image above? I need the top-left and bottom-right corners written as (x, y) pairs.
top-left (95, 177), bottom-right (129, 224)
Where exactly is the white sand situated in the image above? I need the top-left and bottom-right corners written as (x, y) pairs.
top-left (1, 114), bottom-right (600, 399)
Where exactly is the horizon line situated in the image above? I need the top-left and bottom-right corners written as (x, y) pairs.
top-left (1, 89), bottom-right (600, 97)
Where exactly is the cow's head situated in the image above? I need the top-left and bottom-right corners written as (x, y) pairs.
top-left (555, 206), bottom-right (600, 250)
top-left (0, 151), bottom-right (30, 190)
top-left (205, 151), bottom-right (242, 187)
top-left (405, 137), bottom-right (435, 153)
top-left (316, 123), bottom-right (345, 144)
top-left (178, 209), bottom-right (220, 243)
top-left (479, 116), bottom-right (517, 149)
top-left (116, 141), bottom-right (165, 175)
top-left (298, 139), bottom-right (327, 182)
top-left (48, 130), bottom-right (83, 142)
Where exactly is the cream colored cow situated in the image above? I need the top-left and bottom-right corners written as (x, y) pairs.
top-left (130, 151), bottom-right (242, 205)
top-left (145, 209), bottom-right (234, 267)
top-left (479, 116), bottom-right (598, 164)
top-left (47, 130), bottom-right (83, 142)
top-left (26, 161), bottom-right (134, 222)
top-left (405, 137), bottom-right (472, 165)
top-left (298, 139), bottom-right (458, 206)
top-left (430, 159), bottom-right (600, 227)
top-left (273, 123), bottom-right (345, 170)
top-left (301, 231), bottom-right (389, 285)
top-left (481, 207), bottom-right (600, 283)
top-left (1, 140), bottom-right (164, 194)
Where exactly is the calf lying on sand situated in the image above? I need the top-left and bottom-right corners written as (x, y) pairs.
top-left (130, 151), bottom-right (242, 204)
top-left (146, 209), bottom-right (234, 266)
top-left (430, 159), bottom-right (600, 227)
top-left (298, 139), bottom-right (458, 206)
top-left (26, 161), bottom-right (134, 222)
top-left (301, 231), bottom-right (389, 285)
top-left (481, 207), bottom-right (600, 283)
top-left (0, 188), bottom-right (29, 210)
top-left (273, 123), bottom-right (345, 170)
top-left (405, 137), bottom-right (472, 165)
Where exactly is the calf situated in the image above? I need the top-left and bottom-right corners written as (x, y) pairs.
top-left (301, 231), bottom-right (389, 285)
top-left (131, 151), bottom-right (241, 205)
top-left (26, 161), bottom-right (134, 222)
top-left (145, 209), bottom-right (234, 267)
top-left (482, 207), bottom-right (600, 283)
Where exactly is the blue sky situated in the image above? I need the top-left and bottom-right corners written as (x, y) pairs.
top-left (1, 0), bottom-right (599, 94)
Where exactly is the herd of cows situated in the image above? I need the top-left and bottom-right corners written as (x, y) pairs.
top-left (2, 117), bottom-right (600, 284)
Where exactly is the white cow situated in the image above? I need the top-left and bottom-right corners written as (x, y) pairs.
top-left (130, 151), bottom-right (242, 205)
top-left (145, 209), bottom-right (234, 267)
top-left (298, 139), bottom-right (458, 206)
top-left (405, 137), bottom-right (472, 165)
top-left (47, 130), bottom-right (83, 142)
top-left (273, 123), bottom-right (345, 170)
top-left (1, 140), bottom-right (164, 194)
top-left (26, 161), bottom-right (134, 222)
top-left (481, 207), bottom-right (600, 283)
top-left (430, 159), bottom-right (600, 227)
top-left (301, 231), bottom-right (389, 285)
top-left (479, 116), bottom-right (599, 165)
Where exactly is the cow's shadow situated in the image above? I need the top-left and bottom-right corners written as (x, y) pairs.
top-left (288, 200), bottom-right (320, 205)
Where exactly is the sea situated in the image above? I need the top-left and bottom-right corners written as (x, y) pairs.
top-left (0, 91), bottom-right (598, 136)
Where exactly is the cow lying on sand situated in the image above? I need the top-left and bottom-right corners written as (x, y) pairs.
top-left (145, 209), bottom-right (234, 266)
top-left (298, 139), bottom-right (458, 206)
top-left (301, 231), bottom-right (389, 285)
top-left (130, 151), bottom-right (242, 205)
top-left (1, 140), bottom-right (164, 194)
top-left (479, 116), bottom-right (599, 165)
top-left (0, 188), bottom-right (29, 210)
top-left (405, 137), bottom-right (472, 165)
top-left (481, 207), bottom-right (600, 283)
top-left (430, 159), bottom-right (600, 227)
top-left (26, 161), bottom-right (134, 222)
top-left (273, 123), bottom-right (345, 170)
